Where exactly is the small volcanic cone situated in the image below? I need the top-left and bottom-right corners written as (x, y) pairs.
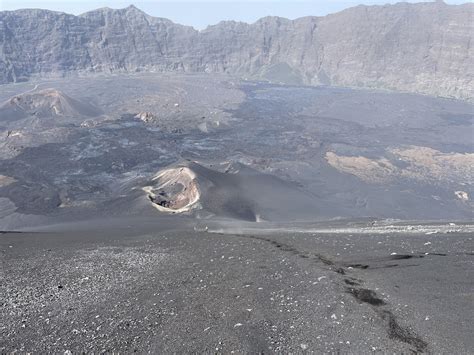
top-left (0, 88), bottom-right (102, 120)
top-left (141, 161), bottom-right (331, 221)
top-left (143, 167), bottom-right (200, 213)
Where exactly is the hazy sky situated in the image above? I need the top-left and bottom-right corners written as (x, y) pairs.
top-left (0, 0), bottom-right (468, 29)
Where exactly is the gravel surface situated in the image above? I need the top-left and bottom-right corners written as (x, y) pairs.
top-left (1, 226), bottom-right (472, 353)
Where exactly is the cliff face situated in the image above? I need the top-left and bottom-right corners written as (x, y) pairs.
top-left (0, 3), bottom-right (472, 99)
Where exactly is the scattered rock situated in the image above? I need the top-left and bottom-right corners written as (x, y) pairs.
top-left (134, 112), bottom-right (155, 123)
top-left (455, 191), bottom-right (469, 201)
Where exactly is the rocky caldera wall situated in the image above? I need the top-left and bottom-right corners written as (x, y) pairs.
top-left (0, 2), bottom-right (472, 99)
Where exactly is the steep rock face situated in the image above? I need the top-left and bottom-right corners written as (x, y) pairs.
top-left (310, 3), bottom-right (473, 99)
top-left (78, 6), bottom-right (198, 72)
top-left (0, 3), bottom-right (472, 99)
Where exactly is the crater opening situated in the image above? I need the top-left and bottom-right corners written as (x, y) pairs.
top-left (143, 167), bottom-right (200, 213)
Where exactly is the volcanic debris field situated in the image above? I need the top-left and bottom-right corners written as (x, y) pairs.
top-left (0, 73), bottom-right (473, 352)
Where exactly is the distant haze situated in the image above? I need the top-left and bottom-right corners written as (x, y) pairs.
top-left (0, 0), bottom-right (468, 29)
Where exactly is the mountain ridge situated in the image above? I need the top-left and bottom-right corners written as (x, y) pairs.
top-left (0, 2), bottom-right (473, 99)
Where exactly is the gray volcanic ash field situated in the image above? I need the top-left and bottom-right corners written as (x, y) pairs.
top-left (1, 73), bottom-right (473, 353)
top-left (0, 73), bottom-right (472, 228)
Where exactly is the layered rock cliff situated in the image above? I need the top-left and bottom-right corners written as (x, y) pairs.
top-left (0, 2), bottom-right (472, 99)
